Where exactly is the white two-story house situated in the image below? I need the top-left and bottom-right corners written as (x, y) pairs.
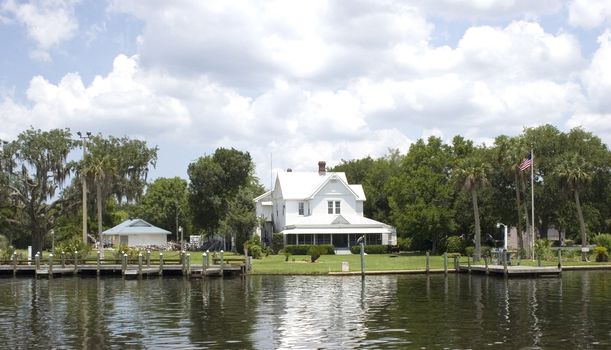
top-left (254, 161), bottom-right (396, 249)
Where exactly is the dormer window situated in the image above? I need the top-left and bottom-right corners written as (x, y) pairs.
top-left (328, 200), bottom-right (341, 214)
top-left (298, 202), bottom-right (305, 216)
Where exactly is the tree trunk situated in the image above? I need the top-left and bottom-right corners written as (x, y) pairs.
top-left (514, 170), bottom-right (524, 252)
top-left (575, 189), bottom-right (588, 261)
top-left (472, 189), bottom-right (481, 262)
top-left (31, 228), bottom-right (44, 256)
top-left (97, 182), bottom-right (103, 244)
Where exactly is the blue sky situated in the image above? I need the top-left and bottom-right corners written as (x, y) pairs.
top-left (1, 0), bottom-right (611, 187)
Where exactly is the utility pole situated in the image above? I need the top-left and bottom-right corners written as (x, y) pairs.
top-left (77, 131), bottom-right (91, 245)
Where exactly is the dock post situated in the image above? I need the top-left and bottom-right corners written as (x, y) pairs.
top-left (181, 251), bottom-right (186, 276)
top-left (425, 251), bottom-right (430, 274)
top-left (453, 256), bottom-right (459, 273)
top-left (97, 251), bottom-right (101, 276)
top-left (48, 254), bottom-right (54, 278)
top-left (517, 252), bottom-right (521, 266)
top-left (13, 252), bottom-right (17, 276)
top-left (74, 251), bottom-right (78, 275)
top-left (484, 257), bottom-right (489, 275)
top-left (467, 255), bottom-right (471, 273)
top-left (61, 251), bottom-right (65, 268)
top-left (186, 254), bottom-right (191, 276)
top-left (122, 253), bottom-right (127, 276)
top-left (138, 253), bottom-right (143, 277)
top-left (202, 252), bottom-right (207, 272)
top-left (557, 249), bottom-right (562, 269)
top-left (159, 253), bottom-right (164, 275)
top-left (146, 250), bottom-right (151, 268)
top-left (35, 253), bottom-right (40, 271)
top-left (220, 250), bottom-right (225, 276)
top-left (537, 254), bottom-right (541, 267)
top-left (503, 251), bottom-right (508, 277)
top-left (443, 252), bottom-right (448, 275)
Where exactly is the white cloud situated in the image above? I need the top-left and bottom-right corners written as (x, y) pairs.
top-left (2, 0), bottom-right (79, 61)
top-left (411, 0), bottom-right (562, 20)
top-left (2, 1), bottom-right (610, 183)
top-left (568, 0), bottom-right (611, 28)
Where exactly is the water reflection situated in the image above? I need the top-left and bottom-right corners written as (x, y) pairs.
top-left (0, 272), bottom-right (609, 349)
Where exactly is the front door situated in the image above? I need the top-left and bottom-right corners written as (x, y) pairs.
top-left (333, 234), bottom-right (348, 248)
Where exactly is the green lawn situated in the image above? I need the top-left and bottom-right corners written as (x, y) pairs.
top-left (251, 254), bottom-right (450, 274)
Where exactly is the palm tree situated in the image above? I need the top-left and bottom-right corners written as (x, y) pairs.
top-left (555, 153), bottom-right (593, 261)
top-left (455, 155), bottom-right (491, 261)
top-left (83, 150), bottom-right (118, 244)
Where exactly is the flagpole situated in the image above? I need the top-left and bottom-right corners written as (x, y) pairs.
top-left (530, 149), bottom-right (535, 259)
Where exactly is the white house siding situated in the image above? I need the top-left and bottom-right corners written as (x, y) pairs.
top-left (127, 234), bottom-right (167, 247)
top-left (356, 201), bottom-right (364, 215)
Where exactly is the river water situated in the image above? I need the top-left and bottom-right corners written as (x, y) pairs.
top-left (0, 271), bottom-right (609, 349)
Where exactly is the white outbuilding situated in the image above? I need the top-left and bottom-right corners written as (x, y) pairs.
top-left (101, 219), bottom-right (171, 247)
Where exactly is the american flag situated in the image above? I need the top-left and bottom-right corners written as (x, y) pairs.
top-left (519, 152), bottom-right (532, 171)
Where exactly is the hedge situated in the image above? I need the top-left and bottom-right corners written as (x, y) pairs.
top-left (285, 244), bottom-right (335, 255)
top-left (350, 245), bottom-right (388, 254)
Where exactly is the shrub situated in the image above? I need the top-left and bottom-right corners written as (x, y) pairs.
top-left (113, 244), bottom-right (143, 260)
top-left (0, 235), bottom-right (15, 260)
top-left (446, 236), bottom-right (463, 253)
top-left (592, 233), bottom-right (611, 251)
top-left (308, 245), bottom-right (327, 262)
top-left (465, 246), bottom-right (475, 257)
top-left (534, 239), bottom-right (553, 260)
top-left (271, 233), bottom-right (284, 254)
top-left (447, 252), bottom-right (461, 259)
top-left (397, 237), bottom-right (413, 251)
top-left (563, 239), bottom-right (575, 247)
top-left (594, 246), bottom-right (609, 262)
top-left (57, 238), bottom-right (92, 260)
top-left (350, 245), bottom-right (388, 254)
top-left (285, 244), bottom-right (335, 255)
top-left (284, 251), bottom-right (292, 262)
top-left (249, 245), bottom-right (263, 259)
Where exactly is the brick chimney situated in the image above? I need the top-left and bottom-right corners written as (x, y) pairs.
top-left (318, 161), bottom-right (326, 175)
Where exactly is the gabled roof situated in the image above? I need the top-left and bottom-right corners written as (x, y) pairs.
top-left (273, 171), bottom-right (365, 200)
top-left (101, 219), bottom-right (171, 235)
top-left (254, 190), bottom-right (272, 203)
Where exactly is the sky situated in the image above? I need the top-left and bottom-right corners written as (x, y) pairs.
top-left (1, 0), bottom-right (611, 189)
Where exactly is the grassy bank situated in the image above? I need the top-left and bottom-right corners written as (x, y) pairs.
top-left (251, 254), bottom-right (449, 274)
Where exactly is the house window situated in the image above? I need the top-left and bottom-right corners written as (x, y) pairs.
top-left (299, 202), bottom-right (304, 216)
top-left (328, 201), bottom-right (334, 214)
top-left (335, 201), bottom-right (341, 214)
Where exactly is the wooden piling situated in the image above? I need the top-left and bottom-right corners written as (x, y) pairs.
top-left (186, 254), bottom-right (191, 275)
top-left (425, 251), bottom-right (430, 274)
top-left (557, 249), bottom-right (562, 269)
top-left (74, 251), bottom-right (78, 275)
top-left (443, 252), bottom-right (448, 275)
top-left (220, 250), bottom-right (225, 276)
top-left (503, 252), bottom-right (508, 277)
top-left (48, 254), bottom-right (54, 278)
top-left (146, 250), bottom-right (151, 268)
top-left (453, 256), bottom-right (459, 273)
top-left (35, 253), bottom-right (40, 271)
top-left (159, 253), bottom-right (164, 275)
top-left (97, 251), bottom-right (101, 276)
top-left (138, 253), bottom-right (143, 277)
top-left (484, 256), bottom-right (489, 275)
top-left (13, 252), bottom-right (17, 276)
top-left (61, 252), bottom-right (65, 268)
top-left (122, 253), bottom-right (127, 276)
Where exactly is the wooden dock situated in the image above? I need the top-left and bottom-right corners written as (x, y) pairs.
top-left (459, 264), bottom-right (561, 277)
top-left (0, 263), bottom-right (246, 279)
